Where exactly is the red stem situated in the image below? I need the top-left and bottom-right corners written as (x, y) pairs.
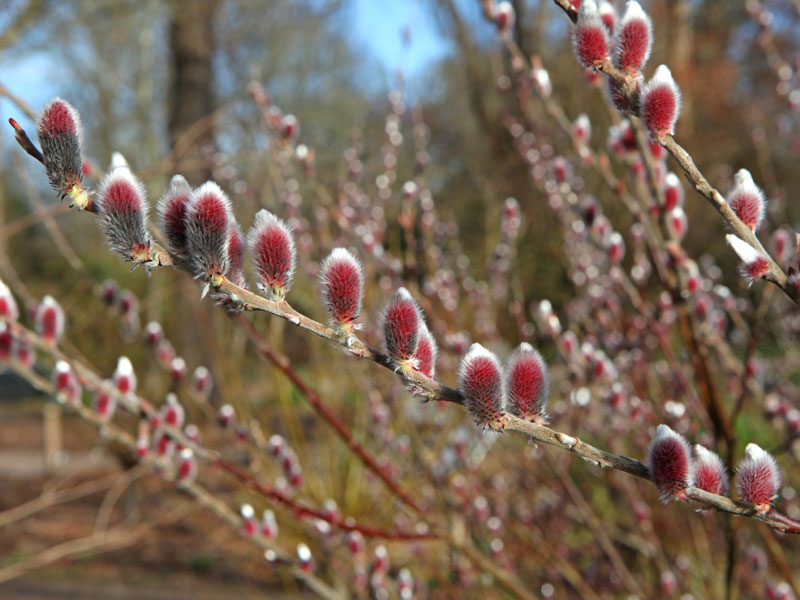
top-left (233, 312), bottom-right (427, 514)
top-left (214, 459), bottom-right (433, 540)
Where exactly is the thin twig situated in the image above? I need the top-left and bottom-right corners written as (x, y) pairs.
top-left (545, 0), bottom-right (799, 304)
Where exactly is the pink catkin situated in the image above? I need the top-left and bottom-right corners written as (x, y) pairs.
top-left (383, 287), bottom-right (422, 364)
top-left (506, 342), bottom-right (550, 421)
top-left (741, 257), bottom-right (770, 285)
top-left (693, 444), bottom-right (729, 496)
top-left (736, 443), bottom-right (781, 512)
top-left (52, 361), bottom-right (80, 403)
top-left (36, 296), bottom-right (65, 344)
top-left (493, 1), bottom-right (515, 35)
top-left (641, 65), bottom-right (681, 139)
top-left (319, 248), bottom-right (364, 330)
top-left (726, 235), bottom-right (769, 286)
top-left (614, 1), bottom-right (652, 73)
top-left (0, 325), bottom-right (12, 361)
top-left (113, 356), bottom-right (136, 395)
top-left (573, 0), bottom-right (610, 69)
top-left (94, 389), bottom-right (116, 421)
top-left (414, 322), bottom-right (438, 378)
top-left (598, 1), bottom-right (616, 35)
top-left (726, 169), bottom-right (766, 232)
top-left (98, 169), bottom-right (152, 262)
top-left (36, 98), bottom-right (83, 196)
top-left (162, 394), bottom-right (185, 429)
top-left (157, 174), bottom-right (193, 256)
top-left (770, 228), bottom-right (791, 264)
top-left (227, 223), bottom-right (247, 288)
top-left (647, 425), bottom-right (693, 501)
top-left (458, 343), bottom-right (506, 430)
top-left (247, 209), bottom-right (296, 299)
top-left (177, 449), bottom-right (197, 483)
top-left (185, 182), bottom-right (233, 279)
top-left (663, 173), bottom-right (684, 211)
top-left (0, 281), bottom-right (19, 322)
top-left (667, 207), bottom-right (688, 240)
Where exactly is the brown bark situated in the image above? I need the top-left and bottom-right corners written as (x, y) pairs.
top-left (168, 0), bottom-right (218, 185)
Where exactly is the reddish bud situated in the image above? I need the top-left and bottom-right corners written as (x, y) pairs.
top-left (248, 209), bottom-right (296, 300)
top-left (144, 321), bottom-right (163, 346)
top-left (736, 443), bottom-right (781, 512)
top-left (531, 66), bottom-right (552, 97)
top-left (666, 206), bottom-right (688, 240)
top-left (52, 360), bottom-right (81, 404)
top-left (726, 235), bottom-right (769, 286)
top-left (506, 343), bottom-right (549, 422)
top-left (226, 223), bottom-right (247, 288)
top-left (0, 280), bottom-right (19, 322)
top-left (98, 167), bottom-right (151, 263)
top-left (218, 403), bottom-right (235, 427)
top-left (170, 356), bottom-right (187, 380)
top-left (177, 448), bottom-right (197, 484)
top-left (289, 465), bottom-right (303, 488)
top-left (99, 279), bottom-right (119, 306)
top-left (184, 423), bottom-right (201, 443)
top-left (573, 0), bottom-right (610, 69)
top-left (0, 324), bottom-right (12, 361)
top-left (157, 174), bottom-right (194, 256)
top-left (598, 1), bottom-right (616, 35)
top-left (280, 114), bottom-right (299, 139)
top-left (373, 545), bottom-right (389, 574)
top-left (36, 98), bottom-right (83, 198)
top-left (156, 339), bottom-right (175, 367)
top-left (35, 295), bottom-right (65, 344)
top-left (660, 572), bottom-right (677, 595)
top-left (647, 424), bottom-right (693, 501)
top-left (347, 531), bottom-right (365, 554)
top-left (413, 322), bottom-right (438, 378)
top-left (693, 444), bottom-right (729, 496)
top-left (607, 231), bottom-right (625, 262)
top-left (493, 1), bottom-right (515, 35)
top-left (117, 291), bottom-right (139, 330)
top-left (136, 421), bottom-right (150, 458)
top-left (641, 65), bottom-right (681, 139)
top-left (13, 340), bottom-right (35, 368)
top-left (458, 343), bottom-right (506, 430)
top-left (240, 504), bottom-right (259, 537)
top-left (297, 543), bottom-right (314, 573)
top-left (726, 169), bottom-right (766, 232)
top-left (154, 431), bottom-right (175, 457)
top-left (383, 288), bottom-right (423, 367)
top-left (192, 365), bottom-right (213, 396)
top-left (663, 172), bottom-right (684, 211)
top-left (113, 356), bottom-right (137, 395)
top-left (319, 248), bottom-right (364, 334)
top-left (553, 156), bottom-right (570, 183)
top-left (560, 330), bottom-right (578, 356)
top-left (94, 388), bottom-right (116, 421)
top-left (162, 393), bottom-right (185, 429)
top-left (614, 1), bottom-right (652, 73)
top-left (185, 182), bottom-right (233, 280)
top-left (261, 509), bottom-right (278, 539)
top-left (268, 434), bottom-right (286, 456)
top-left (770, 228), bottom-right (791, 265)
top-left (573, 113), bottom-right (591, 145)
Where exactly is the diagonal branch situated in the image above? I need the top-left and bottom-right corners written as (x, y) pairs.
top-left (546, 0), bottom-right (799, 304)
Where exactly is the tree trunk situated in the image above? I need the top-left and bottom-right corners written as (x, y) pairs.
top-left (168, 0), bottom-right (218, 185)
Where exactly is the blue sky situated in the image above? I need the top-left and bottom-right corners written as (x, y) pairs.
top-left (0, 1), bottom-right (454, 131)
top-left (352, 0), bottom-right (452, 79)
